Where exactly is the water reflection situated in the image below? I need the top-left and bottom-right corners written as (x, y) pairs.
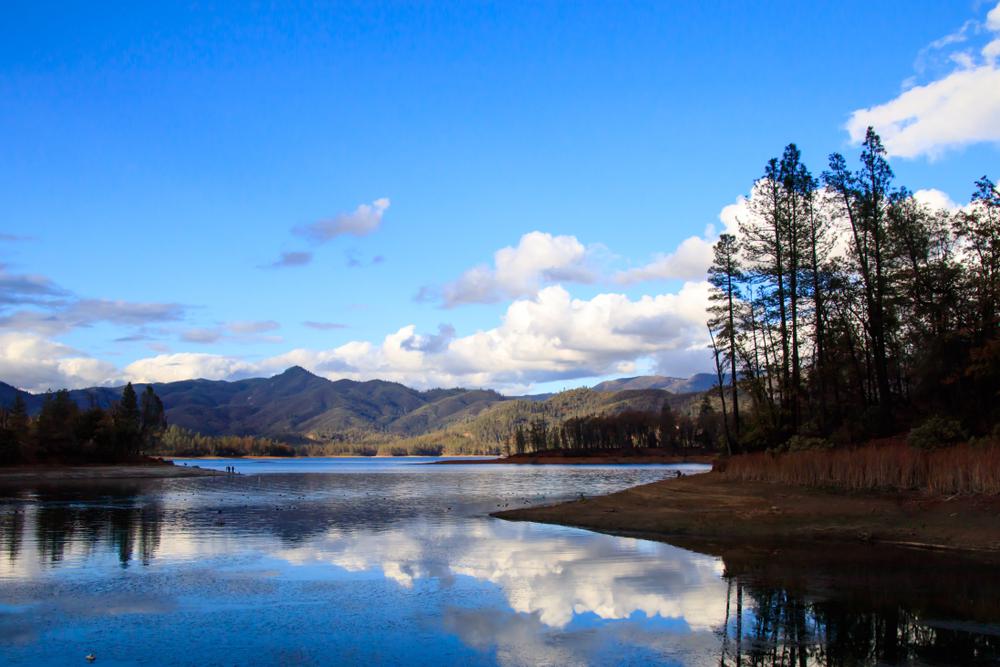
top-left (1, 465), bottom-right (998, 666)
top-left (2, 483), bottom-right (165, 571)
top-left (718, 579), bottom-right (1000, 666)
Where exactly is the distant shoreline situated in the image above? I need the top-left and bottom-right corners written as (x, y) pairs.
top-left (171, 454), bottom-right (495, 460)
top-left (433, 449), bottom-right (715, 465)
top-left (494, 471), bottom-right (1000, 559)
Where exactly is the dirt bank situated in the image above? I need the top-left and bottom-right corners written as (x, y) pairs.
top-left (0, 462), bottom-right (221, 482)
top-left (495, 471), bottom-right (1000, 558)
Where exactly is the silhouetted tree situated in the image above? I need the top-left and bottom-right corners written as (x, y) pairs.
top-left (140, 385), bottom-right (166, 452)
top-left (709, 232), bottom-right (742, 446)
top-left (113, 383), bottom-right (142, 457)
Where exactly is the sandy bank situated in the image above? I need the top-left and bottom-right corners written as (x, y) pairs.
top-left (0, 463), bottom-right (221, 482)
top-left (494, 471), bottom-right (1000, 558)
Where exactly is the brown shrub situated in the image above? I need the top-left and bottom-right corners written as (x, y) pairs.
top-left (719, 441), bottom-right (1000, 495)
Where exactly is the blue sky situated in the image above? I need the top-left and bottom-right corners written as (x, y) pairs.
top-left (2, 1), bottom-right (999, 393)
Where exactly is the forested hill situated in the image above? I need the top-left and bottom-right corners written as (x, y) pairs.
top-left (0, 367), bottom-right (710, 443)
top-left (591, 374), bottom-right (719, 394)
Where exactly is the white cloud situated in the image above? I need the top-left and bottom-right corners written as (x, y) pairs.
top-left (427, 232), bottom-right (598, 307)
top-left (123, 353), bottom-right (258, 384)
top-left (3, 219), bottom-right (731, 392)
top-left (847, 2), bottom-right (1000, 158)
top-left (115, 282), bottom-right (712, 392)
top-left (275, 520), bottom-right (728, 631)
top-left (913, 188), bottom-right (959, 211)
top-left (616, 196), bottom-right (745, 284)
top-left (616, 236), bottom-right (715, 283)
top-left (0, 333), bottom-right (119, 392)
top-left (294, 198), bottom-right (390, 242)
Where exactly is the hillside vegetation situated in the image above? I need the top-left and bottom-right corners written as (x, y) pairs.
top-left (1, 368), bottom-right (711, 457)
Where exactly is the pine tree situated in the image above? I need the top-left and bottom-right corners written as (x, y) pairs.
top-left (708, 232), bottom-right (743, 446)
top-left (824, 128), bottom-right (897, 429)
top-left (114, 382), bottom-right (142, 457)
top-left (140, 385), bottom-right (167, 452)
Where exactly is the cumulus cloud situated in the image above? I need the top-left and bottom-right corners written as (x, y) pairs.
top-left (3, 277), bottom-right (714, 392)
top-left (616, 236), bottom-right (715, 283)
top-left (294, 198), bottom-right (390, 242)
top-left (847, 2), bottom-right (1000, 158)
top-left (913, 188), bottom-right (960, 211)
top-left (616, 197), bottom-right (745, 284)
top-left (399, 324), bottom-right (455, 353)
top-left (424, 232), bottom-right (599, 308)
top-left (125, 282), bottom-right (712, 391)
top-left (0, 333), bottom-right (119, 392)
top-left (123, 353), bottom-right (258, 384)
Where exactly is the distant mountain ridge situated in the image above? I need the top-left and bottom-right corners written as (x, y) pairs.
top-left (0, 367), bottom-right (713, 442)
top-left (591, 373), bottom-right (719, 394)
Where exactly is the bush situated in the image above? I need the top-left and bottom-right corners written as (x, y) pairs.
top-left (786, 435), bottom-right (834, 452)
top-left (908, 416), bottom-right (967, 450)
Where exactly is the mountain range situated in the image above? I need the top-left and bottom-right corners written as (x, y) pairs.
top-left (0, 367), bottom-right (715, 443)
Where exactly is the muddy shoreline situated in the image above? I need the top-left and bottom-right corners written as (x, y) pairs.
top-left (0, 462), bottom-right (221, 482)
top-left (494, 471), bottom-right (1000, 559)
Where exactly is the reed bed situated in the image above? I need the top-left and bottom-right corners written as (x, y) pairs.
top-left (718, 441), bottom-right (1000, 495)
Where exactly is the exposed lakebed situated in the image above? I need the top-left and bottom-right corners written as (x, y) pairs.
top-left (1, 458), bottom-right (997, 665)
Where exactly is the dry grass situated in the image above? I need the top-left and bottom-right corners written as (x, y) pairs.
top-left (719, 441), bottom-right (1000, 495)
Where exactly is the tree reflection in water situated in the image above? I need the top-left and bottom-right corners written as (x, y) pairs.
top-left (717, 571), bottom-right (1000, 666)
top-left (3, 482), bottom-right (163, 568)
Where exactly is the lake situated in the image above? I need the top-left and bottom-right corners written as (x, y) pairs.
top-left (1, 458), bottom-right (998, 666)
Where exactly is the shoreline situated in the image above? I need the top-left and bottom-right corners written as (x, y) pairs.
top-left (0, 462), bottom-right (221, 482)
top-left (494, 471), bottom-right (1000, 560)
top-left (433, 450), bottom-right (715, 465)
top-left (167, 454), bottom-right (495, 460)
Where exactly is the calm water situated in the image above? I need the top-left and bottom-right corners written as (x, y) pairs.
top-left (1, 458), bottom-right (998, 666)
